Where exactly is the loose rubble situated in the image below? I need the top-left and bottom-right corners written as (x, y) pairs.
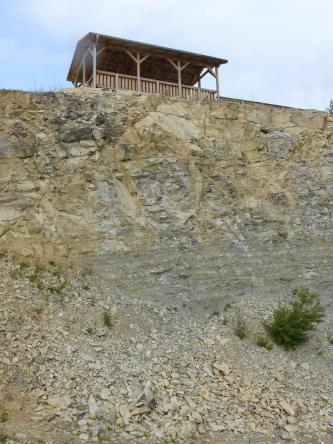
top-left (0, 258), bottom-right (332, 443)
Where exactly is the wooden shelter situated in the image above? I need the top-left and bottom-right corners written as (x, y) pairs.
top-left (67, 33), bottom-right (228, 100)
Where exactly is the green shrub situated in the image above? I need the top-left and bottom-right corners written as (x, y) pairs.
top-left (328, 99), bottom-right (333, 115)
top-left (256, 335), bottom-right (273, 350)
top-left (233, 314), bottom-right (247, 340)
top-left (264, 288), bottom-right (325, 350)
top-left (0, 432), bottom-right (8, 443)
top-left (103, 312), bottom-right (112, 328)
top-left (47, 280), bottom-right (66, 294)
top-left (0, 411), bottom-right (8, 423)
top-left (223, 303), bottom-right (232, 312)
top-left (327, 333), bottom-right (333, 345)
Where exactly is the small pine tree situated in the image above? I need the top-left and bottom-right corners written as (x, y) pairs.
top-left (328, 99), bottom-right (333, 114)
top-left (264, 288), bottom-right (325, 350)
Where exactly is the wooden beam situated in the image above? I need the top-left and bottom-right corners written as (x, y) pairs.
top-left (139, 54), bottom-right (150, 64)
top-left (180, 62), bottom-right (190, 72)
top-left (87, 42), bottom-right (227, 67)
top-left (215, 66), bottom-right (220, 100)
top-left (125, 50), bottom-right (138, 64)
top-left (199, 69), bottom-right (210, 81)
top-left (166, 57), bottom-right (178, 71)
top-left (76, 48), bottom-right (89, 73)
top-left (92, 43), bottom-right (97, 88)
top-left (206, 66), bottom-right (217, 79)
top-left (137, 52), bottom-right (141, 92)
top-left (177, 60), bottom-right (182, 97)
top-left (82, 52), bottom-right (86, 85)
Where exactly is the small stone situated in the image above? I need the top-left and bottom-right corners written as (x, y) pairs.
top-left (122, 413), bottom-right (130, 426)
top-left (247, 422), bottom-right (256, 432)
top-left (289, 361), bottom-right (297, 369)
top-left (281, 431), bottom-right (292, 441)
top-left (295, 399), bottom-right (307, 414)
top-left (279, 400), bottom-right (295, 417)
top-left (180, 421), bottom-right (195, 438)
top-left (131, 406), bottom-right (150, 416)
top-left (143, 380), bottom-right (154, 405)
top-left (213, 362), bottom-right (231, 376)
top-left (88, 395), bottom-right (98, 419)
top-left (110, 305), bottom-right (118, 317)
top-left (91, 424), bottom-right (99, 437)
top-left (15, 433), bottom-right (27, 440)
top-left (301, 362), bottom-right (310, 371)
top-left (88, 361), bottom-right (102, 370)
top-left (79, 433), bottom-right (89, 441)
top-left (284, 423), bottom-right (299, 433)
top-left (202, 338), bottom-right (215, 346)
top-left (287, 416), bottom-right (297, 424)
top-left (190, 411), bottom-right (203, 424)
top-left (99, 388), bottom-right (110, 400)
top-left (46, 394), bottom-right (72, 409)
top-left (203, 366), bottom-right (214, 377)
top-left (110, 406), bottom-right (117, 425)
top-left (170, 397), bottom-right (180, 410)
top-left (210, 424), bottom-right (225, 432)
top-left (276, 372), bottom-right (284, 382)
top-left (202, 390), bottom-right (210, 401)
top-left (79, 353), bottom-right (95, 362)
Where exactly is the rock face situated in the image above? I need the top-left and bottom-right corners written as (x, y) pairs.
top-left (0, 89), bottom-right (332, 307)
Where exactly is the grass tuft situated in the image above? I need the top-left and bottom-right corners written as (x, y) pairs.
top-left (103, 312), bottom-right (112, 328)
top-left (0, 433), bottom-right (8, 443)
top-left (0, 411), bottom-right (8, 423)
top-left (223, 303), bottom-right (232, 312)
top-left (233, 314), bottom-right (247, 340)
top-left (327, 333), bottom-right (333, 345)
top-left (256, 335), bottom-right (273, 350)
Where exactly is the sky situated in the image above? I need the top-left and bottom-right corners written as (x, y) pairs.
top-left (0, 0), bottom-right (332, 110)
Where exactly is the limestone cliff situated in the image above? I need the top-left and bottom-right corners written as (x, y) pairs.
top-left (0, 89), bottom-right (332, 306)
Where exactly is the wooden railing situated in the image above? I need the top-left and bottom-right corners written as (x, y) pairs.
top-left (94, 70), bottom-right (216, 101)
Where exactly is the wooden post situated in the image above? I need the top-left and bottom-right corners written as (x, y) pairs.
top-left (82, 53), bottom-right (86, 86)
top-left (137, 52), bottom-right (141, 92)
top-left (215, 66), bottom-right (220, 100)
top-left (115, 73), bottom-right (119, 90)
top-left (92, 43), bottom-right (97, 88)
top-left (125, 50), bottom-right (149, 93)
top-left (166, 58), bottom-right (189, 98)
top-left (177, 60), bottom-right (182, 97)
